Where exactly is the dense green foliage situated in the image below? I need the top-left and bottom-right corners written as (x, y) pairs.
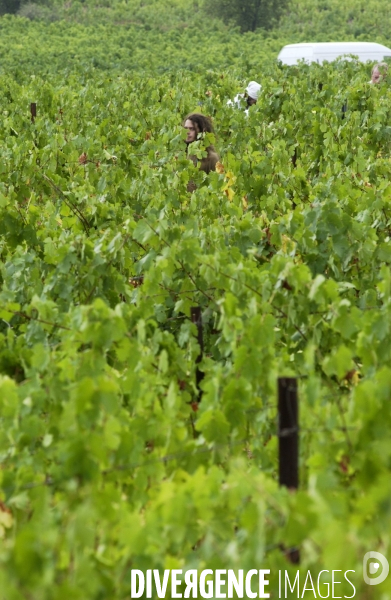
top-left (0, 57), bottom-right (390, 598)
top-left (0, 0), bottom-right (391, 597)
top-left (205, 0), bottom-right (290, 32)
top-left (1, 0), bottom-right (391, 75)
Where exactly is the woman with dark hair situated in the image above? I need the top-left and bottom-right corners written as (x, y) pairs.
top-left (183, 113), bottom-right (219, 174)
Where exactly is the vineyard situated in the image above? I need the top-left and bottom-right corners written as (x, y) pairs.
top-left (2, 0), bottom-right (391, 75)
top-left (0, 51), bottom-right (391, 597)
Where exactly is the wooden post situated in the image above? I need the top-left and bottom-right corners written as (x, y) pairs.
top-left (278, 377), bottom-right (298, 488)
top-left (191, 307), bottom-right (204, 401)
top-left (278, 377), bottom-right (300, 564)
top-left (291, 146), bottom-right (297, 168)
top-left (341, 100), bottom-right (348, 120)
top-left (30, 102), bottom-right (37, 123)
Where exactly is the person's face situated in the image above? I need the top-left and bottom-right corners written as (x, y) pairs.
top-left (371, 66), bottom-right (387, 84)
top-left (246, 95), bottom-right (257, 107)
top-left (184, 119), bottom-right (199, 143)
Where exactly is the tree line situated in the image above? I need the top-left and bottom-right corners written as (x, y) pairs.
top-left (0, 0), bottom-right (290, 32)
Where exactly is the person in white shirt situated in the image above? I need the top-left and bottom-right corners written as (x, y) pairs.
top-left (227, 81), bottom-right (262, 114)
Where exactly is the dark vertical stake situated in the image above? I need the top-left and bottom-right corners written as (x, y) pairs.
top-left (191, 307), bottom-right (204, 401)
top-left (30, 102), bottom-right (37, 123)
top-left (278, 377), bottom-right (300, 564)
top-left (341, 99), bottom-right (348, 120)
top-left (291, 146), bottom-right (297, 169)
top-left (278, 377), bottom-right (298, 488)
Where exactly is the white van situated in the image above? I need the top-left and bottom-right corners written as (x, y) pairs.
top-left (278, 42), bottom-right (391, 65)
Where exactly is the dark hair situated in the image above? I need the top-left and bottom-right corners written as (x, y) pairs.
top-left (183, 113), bottom-right (214, 136)
top-left (183, 113), bottom-right (219, 175)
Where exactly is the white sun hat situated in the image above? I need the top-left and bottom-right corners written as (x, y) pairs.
top-left (245, 81), bottom-right (262, 100)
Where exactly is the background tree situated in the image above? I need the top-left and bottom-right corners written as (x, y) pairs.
top-left (0, 0), bottom-right (54, 16)
top-left (204, 0), bottom-right (291, 32)
top-left (0, 0), bottom-right (21, 14)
